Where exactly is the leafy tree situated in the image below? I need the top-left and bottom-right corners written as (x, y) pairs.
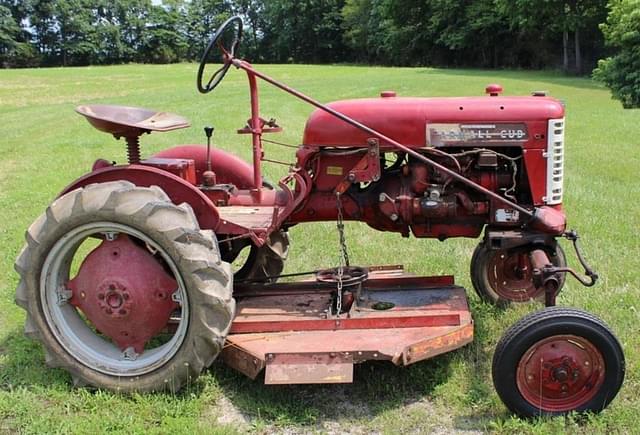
top-left (141, 0), bottom-right (188, 63)
top-left (0, 0), bottom-right (39, 66)
top-left (261, 0), bottom-right (347, 63)
top-left (498, 0), bottom-right (607, 72)
top-left (594, 0), bottom-right (640, 108)
top-left (110, 0), bottom-right (153, 63)
top-left (0, 0), bottom-right (612, 71)
top-left (232, 0), bottom-right (265, 60)
top-left (55, 0), bottom-right (97, 65)
top-left (185, 0), bottom-right (232, 61)
top-left (341, 0), bottom-right (392, 63)
top-left (0, 5), bottom-right (20, 63)
top-left (421, 0), bottom-right (512, 67)
top-left (459, 0), bottom-right (513, 67)
top-left (30, 0), bottom-right (59, 64)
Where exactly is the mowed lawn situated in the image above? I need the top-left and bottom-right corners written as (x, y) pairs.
top-left (0, 63), bottom-right (638, 434)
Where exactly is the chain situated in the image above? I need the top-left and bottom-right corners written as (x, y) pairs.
top-left (336, 192), bottom-right (350, 267)
top-left (335, 192), bottom-right (351, 316)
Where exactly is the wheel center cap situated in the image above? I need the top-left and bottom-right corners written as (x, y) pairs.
top-left (106, 292), bottom-right (124, 309)
top-left (552, 366), bottom-right (569, 382)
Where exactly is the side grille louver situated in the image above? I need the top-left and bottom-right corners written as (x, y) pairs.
top-left (545, 118), bottom-right (565, 205)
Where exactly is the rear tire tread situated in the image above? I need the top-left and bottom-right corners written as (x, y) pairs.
top-left (15, 181), bottom-right (234, 392)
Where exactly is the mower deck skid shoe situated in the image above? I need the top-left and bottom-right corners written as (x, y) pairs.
top-left (222, 266), bottom-right (473, 384)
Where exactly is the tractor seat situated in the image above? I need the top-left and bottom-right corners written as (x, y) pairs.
top-left (76, 104), bottom-right (190, 138)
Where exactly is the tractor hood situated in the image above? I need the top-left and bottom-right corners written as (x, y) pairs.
top-left (302, 95), bottom-right (564, 148)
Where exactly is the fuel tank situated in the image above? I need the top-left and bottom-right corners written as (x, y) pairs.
top-left (302, 95), bottom-right (564, 149)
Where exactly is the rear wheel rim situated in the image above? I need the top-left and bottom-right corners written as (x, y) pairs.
top-left (516, 334), bottom-right (606, 412)
top-left (40, 222), bottom-right (190, 377)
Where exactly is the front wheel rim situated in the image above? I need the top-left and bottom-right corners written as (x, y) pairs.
top-left (40, 222), bottom-right (190, 377)
top-left (516, 334), bottom-right (606, 412)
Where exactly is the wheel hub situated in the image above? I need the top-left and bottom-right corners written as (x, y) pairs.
top-left (516, 334), bottom-right (606, 411)
top-left (67, 235), bottom-right (178, 354)
top-left (97, 281), bottom-right (132, 317)
top-left (489, 249), bottom-right (541, 301)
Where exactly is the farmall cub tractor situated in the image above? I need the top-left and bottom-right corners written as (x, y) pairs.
top-left (16, 17), bottom-right (624, 417)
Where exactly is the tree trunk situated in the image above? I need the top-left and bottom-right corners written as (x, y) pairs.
top-left (61, 26), bottom-right (66, 67)
top-left (563, 30), bottom-right (569, 73)
top-left (493, 44), bottom-right (498, 68)
top-left (574, 28), bottom-right (581, 74)
top-left (252, 23), bottom-right (258, 55)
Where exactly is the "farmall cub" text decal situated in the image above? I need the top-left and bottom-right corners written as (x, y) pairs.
top-left (427, 123), bottom-right (528, 146)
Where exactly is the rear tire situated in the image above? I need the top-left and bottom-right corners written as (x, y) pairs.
top-left (492, 307), bottom-right (624, 417)
top-left (470, 242), bottom-right (566, 306)
top-left (15, 181), bottom-right (234, 392)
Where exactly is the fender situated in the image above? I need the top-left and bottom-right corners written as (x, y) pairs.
top-left (59, 164), bottom-right (221, 231)
top-left (153, 145), bottom-right (255, 188)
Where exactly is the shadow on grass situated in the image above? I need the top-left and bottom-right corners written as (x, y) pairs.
top-left (0, 327), bottom-right (210, 402)
top-left (204, 298), bottom-right (516, 429)
top-left (210, 353), bottom-right (457, 427)
top-left (0, 299), bottom-right (511, 430)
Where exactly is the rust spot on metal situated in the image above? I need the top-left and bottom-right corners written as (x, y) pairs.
top-left (223, 274), bottom-right (474, 383)
top-left (265, 352), bottom-right (354, 385)
top-left (221, 342), bottom-right (265, 379)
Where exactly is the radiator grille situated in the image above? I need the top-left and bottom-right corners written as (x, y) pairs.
top-left (545, 118), bottom-right (565, 205)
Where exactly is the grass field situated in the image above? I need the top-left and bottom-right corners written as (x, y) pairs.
top-left (0, 63), bottom-right (638, 434)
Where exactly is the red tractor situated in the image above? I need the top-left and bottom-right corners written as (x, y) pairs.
top-left (15, 17), bottom-right (624, 417)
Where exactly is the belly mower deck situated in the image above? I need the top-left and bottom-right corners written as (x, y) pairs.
top-left (222, 266), bottom-right (474, 384)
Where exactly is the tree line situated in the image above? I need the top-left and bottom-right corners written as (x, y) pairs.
top-left (0, 0), bottom-right (610, 71)
top-left (0, 0), bottom-right (638, 106)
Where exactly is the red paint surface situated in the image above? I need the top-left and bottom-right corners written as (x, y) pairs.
top-left (516, 335), bottom-right (605, 412)
top-left (230, 314), bottom-right (461, 334)
top-left (59, 164), bottom-right (221, 230)
top-left (523, 149), bottom-right (548, 205)
top-left (303, 97), bottom-right (564, 147)
top-left (68, 235), bottom-right (177, 353)
top-left (153, 145), bottom-right (255, 188)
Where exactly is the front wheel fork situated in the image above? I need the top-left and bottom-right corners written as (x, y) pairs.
top-left (530, 230), bottom-right (599, 307)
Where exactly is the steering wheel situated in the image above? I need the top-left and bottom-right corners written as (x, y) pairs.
top-left (197, 16), bottom-right (243, 94)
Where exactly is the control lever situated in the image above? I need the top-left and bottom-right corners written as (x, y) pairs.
top-left (203, 126), bottom-right (216, 187)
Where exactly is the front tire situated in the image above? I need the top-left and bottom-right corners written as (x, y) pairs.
top-left (15, 181), bottom-right (234, 392)
top-left (492, 307), bottom-right (625, 417)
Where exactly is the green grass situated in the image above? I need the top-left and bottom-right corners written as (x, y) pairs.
top-left (0, 63), bottom-right (639, 434)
